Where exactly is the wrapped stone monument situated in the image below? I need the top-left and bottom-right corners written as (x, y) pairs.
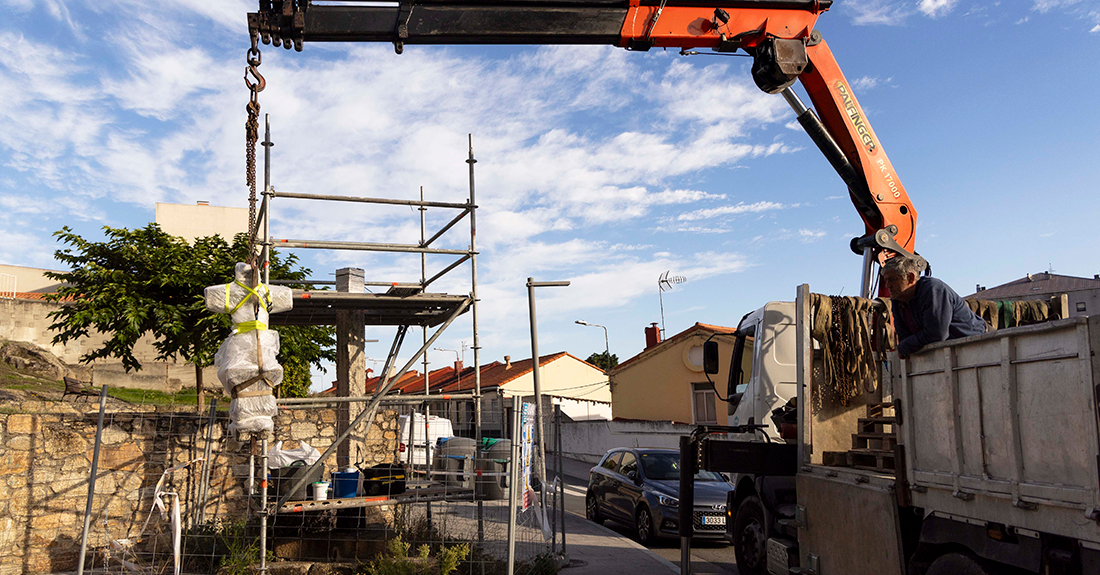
top-left (204, 262), bottom-right (293, 438)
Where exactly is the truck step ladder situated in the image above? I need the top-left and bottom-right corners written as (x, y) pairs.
top-left (823, 403), bottom-right (898, 473)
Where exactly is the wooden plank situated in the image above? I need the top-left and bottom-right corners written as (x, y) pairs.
top-left (822, 451), bottom-right (850, 467)
top-left (947, 346), bottom-right (966, 498)
top-left (1001, 336), bottom-right (1026, 508)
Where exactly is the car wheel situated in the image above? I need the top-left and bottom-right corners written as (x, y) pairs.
top-left (635, 506), bottom-right (655, 546)
top-left (733, 496), bottom-right (768, 575)
top-left (586, 492), bottom-right (603, 525)
top-left (926, 552), bottom-right (997, 575)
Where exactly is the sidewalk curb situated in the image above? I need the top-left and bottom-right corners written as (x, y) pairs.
top-left (564, 509), bottom-right (680, 574)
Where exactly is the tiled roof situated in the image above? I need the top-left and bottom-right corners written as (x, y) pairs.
top-left (9, 292), bottom-right (73, 301)
top-left (364, 366), bottom-right (456, 395)
top-left (964, 272), bottom-right (1100, 300)
top-left (438, 352), bottom-right (597, 393)
top-left (611, 322), bottom-right (736, 373)
top-left (357, 352), bottom-right (596, 396)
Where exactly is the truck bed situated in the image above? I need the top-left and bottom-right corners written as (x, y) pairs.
top-left (901, 316), bottom-right (1100, 543)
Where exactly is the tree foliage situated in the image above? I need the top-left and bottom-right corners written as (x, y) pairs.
top-left (585, 351), bottom-right (618, 372)
top-left (46, 224), bottom-right (334, 399)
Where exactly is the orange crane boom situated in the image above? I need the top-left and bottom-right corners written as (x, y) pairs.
top-left (249, 0), bottom-right (918, 289)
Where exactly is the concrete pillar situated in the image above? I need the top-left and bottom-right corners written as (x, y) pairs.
top-left (335, 267), bottom-right (366, 468)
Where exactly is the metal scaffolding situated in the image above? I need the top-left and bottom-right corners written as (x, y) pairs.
top-left (245, 115), bottom-right (486, 573)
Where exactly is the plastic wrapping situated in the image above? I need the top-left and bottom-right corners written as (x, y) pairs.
top-left (215, 329), bottom-right (282, 437)
top-left (203, 282), bottom-right (292, 326)
top-left (267, 440), bottom-right (321, 468)
top-left (206, 262), bottom-right (294, 439)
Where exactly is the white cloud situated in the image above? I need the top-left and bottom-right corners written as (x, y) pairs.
top-left (677, 201), bottom-right (791, 222)
top-left (1029, 0), bottom-right (1100, 32)
top-left (845, 0), bottom-right (913, 25)
top-left (919, 0), bottom-right (958, 18)
top-left (1033, 0), bottom-right (1082, 12)
top-left (797, 229), bottom-right (827, 242)
top-left (852, 76), bottom-right (880, 91)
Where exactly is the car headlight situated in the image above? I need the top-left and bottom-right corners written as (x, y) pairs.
top-left (655, 494), bottom-right (679, 508)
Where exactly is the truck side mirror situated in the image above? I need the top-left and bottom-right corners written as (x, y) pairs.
top-left (703, 340), bottom-right (720, 374)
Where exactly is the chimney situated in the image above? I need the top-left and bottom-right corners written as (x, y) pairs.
top-left (976, 284), bottom-right (984, 292)
top-left (454, 360), bottom-right (463, 373)
top-left (1094, 274), bottom-right (1099, 280)
top-left (196, 201), bottom-right (209, 206)
top-left (504, 355), bottom-right (511, 369)
top-left (1027, 273), bottom-right (1033, 281)
top-left (644, 322), bottom-right (662, 349)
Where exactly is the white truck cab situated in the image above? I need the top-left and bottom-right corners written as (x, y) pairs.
top-left (726, 301), bottom-right (799, 442)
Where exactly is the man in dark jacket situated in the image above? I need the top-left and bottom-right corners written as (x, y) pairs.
top-left (881, 255), bottom-right (986, 357)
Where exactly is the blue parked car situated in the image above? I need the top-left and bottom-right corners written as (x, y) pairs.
top-left (586, 447), bottom-right (734, 544)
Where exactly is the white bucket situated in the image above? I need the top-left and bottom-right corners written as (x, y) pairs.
top-left (312, 481), bottom-right (330, 501)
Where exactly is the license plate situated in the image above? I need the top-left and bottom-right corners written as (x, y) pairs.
top-left (702, 515), bottom-right (725, 526)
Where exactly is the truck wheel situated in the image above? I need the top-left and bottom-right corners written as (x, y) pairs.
top-left (635, 506), bottom-right (655, 546)
top-left (926, 552), bottom-right (996, 575)
top-left (733, 496), bottom-right (768, 575)
top-left (586, 492), bottom-right (603, 525)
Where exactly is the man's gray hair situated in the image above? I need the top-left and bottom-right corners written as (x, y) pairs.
top-left (881, 254), bottom-right (927, 277)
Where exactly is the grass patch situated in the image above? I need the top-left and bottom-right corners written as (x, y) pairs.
top-left (0, 362), bottom-right (231, 409)
top-left (393, 512), bottom-right (559, 575)
top-left (104, 386), bottom-right (230, 410)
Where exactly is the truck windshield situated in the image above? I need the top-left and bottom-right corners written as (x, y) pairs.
top-left (640, 452), bottom-right (726, 482)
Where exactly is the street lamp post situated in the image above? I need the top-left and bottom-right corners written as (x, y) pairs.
top-left (574, 320), bottom-right (610, 373)
top-left (434, 347), bottom-right (462, 423)
top-left (526, 277), bottom-right (569, 537)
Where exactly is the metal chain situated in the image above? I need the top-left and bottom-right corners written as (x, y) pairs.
top-left (244, 34), bottom-right (265, 263)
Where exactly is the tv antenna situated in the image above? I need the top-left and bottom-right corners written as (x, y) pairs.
top-left (658, 271), bottom-right (687, 338)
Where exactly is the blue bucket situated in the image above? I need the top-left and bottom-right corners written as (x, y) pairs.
top-left (331, 470), bottom-right (360, 498)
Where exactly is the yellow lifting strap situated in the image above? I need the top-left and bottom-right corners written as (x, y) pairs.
top-left (235, 320), bottom-right (268, 334)
top-left (224, 280), bottom-right (271, 315)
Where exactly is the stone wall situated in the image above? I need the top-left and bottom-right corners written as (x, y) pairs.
top-left (0, 400), bottom-right (398, 574)
top-left (0, 297), bottom-right (217, 391)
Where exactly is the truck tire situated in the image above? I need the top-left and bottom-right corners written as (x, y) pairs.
top-left (733, 496), bottom-right (769, 575)
top-left (926, 552), bottom-right (996, 575)
top-left (586, 492), bottom-right (604, 525)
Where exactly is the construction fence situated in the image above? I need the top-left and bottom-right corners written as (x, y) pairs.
top-left (0, 391), bottom-right (567, 575)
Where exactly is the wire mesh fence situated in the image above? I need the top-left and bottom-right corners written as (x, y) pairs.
top-left (19, 388), bottom-right (566, 574)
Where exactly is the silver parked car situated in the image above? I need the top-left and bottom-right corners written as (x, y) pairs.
top-left (586, 447), bottom-right (734, 544)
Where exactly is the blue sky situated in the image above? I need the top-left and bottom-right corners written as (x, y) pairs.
top-left (2, 0), bottom-right (1098, 389)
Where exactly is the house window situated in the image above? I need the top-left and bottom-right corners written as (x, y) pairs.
top-left (692, 382), bottom-right (718, 425)
top-left (1077, 302), bottom-right (1087, 312)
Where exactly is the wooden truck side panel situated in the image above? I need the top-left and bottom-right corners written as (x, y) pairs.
top-left (902, 316), bottom-right (1100, 543)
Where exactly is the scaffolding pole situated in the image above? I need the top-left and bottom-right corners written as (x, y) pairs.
top-left (468, 134), bottom-right (486, 559)
top-left (254, 125), bottom-right (484, 569)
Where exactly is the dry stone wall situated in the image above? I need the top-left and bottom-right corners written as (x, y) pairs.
top-left (0, 297), bottom-right (217, 390)
top-left (0, 400), bottom-right (399, 574)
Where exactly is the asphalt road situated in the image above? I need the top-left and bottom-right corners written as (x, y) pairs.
top-left (558, 471), bottom-right (740, 575)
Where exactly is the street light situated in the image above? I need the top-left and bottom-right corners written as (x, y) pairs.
top-left (575, 320), bottom-right (610, 373)
top-left (526, 277), bottom-right (569, 534)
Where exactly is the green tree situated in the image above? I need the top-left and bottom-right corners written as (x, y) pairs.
top-left (46, 224), bottom-right (334, 408)
top-left (585, 351), bottom-right (618, 372)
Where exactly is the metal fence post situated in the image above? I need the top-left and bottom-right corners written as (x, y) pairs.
top-left (556, 405), bottom-right (566, 556)
top-left (506, 404), bottom-right (521, 575)
top-left (77, 386), bottom-right (109, 575)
